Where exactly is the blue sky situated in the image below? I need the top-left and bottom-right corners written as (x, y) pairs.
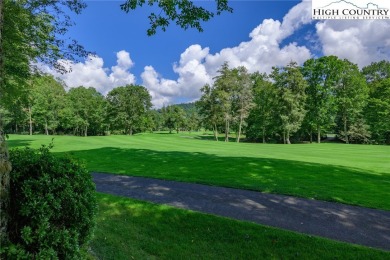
top-left (66, 1), bottom-right (297, 77)
top-left (47, 0), bottom-right (390, 107)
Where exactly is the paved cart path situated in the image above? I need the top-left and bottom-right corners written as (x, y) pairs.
top-left (92, 172), bottom-right (390, 251)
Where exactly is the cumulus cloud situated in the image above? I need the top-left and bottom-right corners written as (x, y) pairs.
top-left (141, 45), bottom-right (213, 107)
top-left (204, 0), bottom-right (312, 75)
top-left (45, 50), bottom-right (136, 95)
top-left (141, 66), bottom-right (178, 108)
top-left (142, 0), bottom-right (390, 107)
top-left (316, 20), bottom-right (390, 67)
top-left (44, 0), bottom-right (390, 108)
top-left (142, 0), bottom-right (313, 107)
top-left (109, 50), bottom-right (136, 87)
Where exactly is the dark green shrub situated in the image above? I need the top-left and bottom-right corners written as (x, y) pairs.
top-left (3, 146), bottom-right (97, 259)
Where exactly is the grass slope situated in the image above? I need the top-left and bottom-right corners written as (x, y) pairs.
top-left (91, 193), bottom-right (390, 259)
top-left (8, 133), bottom-right (390, 210)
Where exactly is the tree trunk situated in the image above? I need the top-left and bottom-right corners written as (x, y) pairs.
top-left (343, 115), bottom-right (349, 144)
top-left (84, 125), bottom-right (88, 137)
top-left (225, 117), bottom-right (229, 142)
top-left (283, 131), bottom-right (286, 144)
top-left (45, 119), bottom-right (49, 135)
top-left (317, 125), bottom-right (321, 144)
top-left (262, 126), bottom-right (266, 144)
top-left (1, 0), bottom-right (12, 243)
top-left (309, 129), bottom-right (312, 143)
top-left (286, 129), bottom-right (291, 144)
top-left (237, 115), bottom-right (243, 143)
top-left (0, 0), bottom-right (3, 89)
top-left (0, 121), bottom-right (12, 244)
top-left (213, 123), bottom-right (218, 141)
top-left (28, 106), bottom-right (32, 135)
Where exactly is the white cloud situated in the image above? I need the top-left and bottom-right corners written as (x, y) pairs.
top-left (141, 66), bottom-right (175, 108)
top-left (141, 0), bottom-right (313, 107)
top-left (109, 50), bottom-right (135, 86)
top-left (316, 19), bottom-right (390, 67)
top-left (45, 51), bottom-right (136, 95)
top-left (44, 0), bottom-right (390, 108)
top-left (198, 0), bottom-right (312, 76)
top-left (141, 0), bottom-right (390, 108)
top-left (141, 45), bottom-right (213, 107)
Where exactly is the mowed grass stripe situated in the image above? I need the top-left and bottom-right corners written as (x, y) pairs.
top-left (8, 133), bottom-right (390, 210)
top-left (11, 133), bottom-right (389, 172)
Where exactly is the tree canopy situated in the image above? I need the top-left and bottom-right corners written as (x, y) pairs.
top-left (120, 0), bottom-right (232, 35)
top-left (1, 0), bottom-right (88, 102)
top-left (0, 0), bottom-right (88, 244)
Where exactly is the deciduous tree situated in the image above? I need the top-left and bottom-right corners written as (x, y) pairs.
top-left (1, 0), bottom-right (88, 243)
top-left (31, 75), bottom-right (66, 135)
top-left (162, 105), bottom-right (186, 133)
top-left (107, 85), bottom-right (152, 135)
top-left (246, 73), bottom-right (278, 143)
top-left (301, 56), bottom-right (342, 143)
top-left (271, 62), bottom-right (307, 144)
top-left (335, 60), bottom-right (368, 144)
top-left (232, 66), bottom-right (253, 143)
top-left (67, 86), bottom-right (106, 136)
top-left (120, 0), bottom-right (232, 35)
top-left (213, 62), bottom-right (236, 142)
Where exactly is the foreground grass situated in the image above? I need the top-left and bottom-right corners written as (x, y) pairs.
top-left (8, 133), bottom-right (390, 210)
top-left (91, 193), bottom-right (389, 259)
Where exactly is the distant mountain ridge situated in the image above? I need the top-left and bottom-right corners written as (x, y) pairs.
top-left (174, 102), bottom-right (198, 113)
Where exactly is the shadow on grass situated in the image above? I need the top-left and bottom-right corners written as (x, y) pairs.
top-left (91, 193), bottom-right (390, 259)
top-left (58, 147), bottom-right (390, 210)
top-left (7, 139), bottom-right (34, 148)
top-left (194, 134), bottom-right (241, 142)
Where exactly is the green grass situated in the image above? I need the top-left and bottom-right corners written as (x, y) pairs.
top-left (8, 133), bottom-right (390, 210)
top-left (91, 193), bottom-right (390, 259)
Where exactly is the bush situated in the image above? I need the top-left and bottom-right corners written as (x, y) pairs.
top-left (3, 145), bottom-right (97, 259)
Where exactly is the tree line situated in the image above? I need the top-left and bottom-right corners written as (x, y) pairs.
top-left (1, 57), bottom-right (389, 144)
top-left (1, 76), bottom-right (151, 136)
top-left (197, 58), bottom-right (390, 144)
top-left (1, 75), bottom-right (201, 136)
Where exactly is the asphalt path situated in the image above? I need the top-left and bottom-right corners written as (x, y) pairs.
top-left (92, 172), bottom-right (390, 251)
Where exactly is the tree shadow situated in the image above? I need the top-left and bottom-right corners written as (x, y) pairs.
top-left (92, 177), bottom-right (390, 252)
top-left (57, 147), bottom-right (390, 210)
top-left (194, 134), bottom-right (240, 142)
top-left (7, 139), bottom-right (34, 148)
top-left (92, 193), bottom-right (390, 258)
